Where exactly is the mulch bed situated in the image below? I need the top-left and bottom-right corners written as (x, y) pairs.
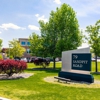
top-left (0, 73), bottom-right (33, 80)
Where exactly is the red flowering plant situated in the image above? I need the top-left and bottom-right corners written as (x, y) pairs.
top-left (0, 59), bottom-right (27, 76)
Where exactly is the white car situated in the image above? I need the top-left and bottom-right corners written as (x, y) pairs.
top-left (91, 58), bottom-right (95, 61)
top-left (21, 58), bottom-right (27, 62)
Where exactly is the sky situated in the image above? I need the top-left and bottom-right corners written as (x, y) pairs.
top-left (0, 0), bottom-right (100, 48)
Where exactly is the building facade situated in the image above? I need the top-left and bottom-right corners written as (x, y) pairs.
top-left (19, 38), bottom-right (31, 58)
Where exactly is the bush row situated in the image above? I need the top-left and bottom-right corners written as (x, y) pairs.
top-left (0, 59), bottom-right (27, 76)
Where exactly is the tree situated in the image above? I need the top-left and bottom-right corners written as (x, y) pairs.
top-left (29, 32), bottom-right (43, 56)
top-left (39, 3), bottom-right (82, 68)
top-left (0, 54), bottom-right (3, 59)
top-left (85, 20), bottom-right (100, 72)
top-left (8, 39), bottom-right (25, 57)
top-left (38, 22), bottom-right (51, 57)
top-left (0, 39), bottom-right (2, 52)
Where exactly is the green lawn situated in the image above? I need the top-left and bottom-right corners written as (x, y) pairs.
top-left (0, 62), bottom-right (100, 100)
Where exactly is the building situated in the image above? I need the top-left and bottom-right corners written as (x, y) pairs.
top-left (19, 38), bottom-right (31, 59)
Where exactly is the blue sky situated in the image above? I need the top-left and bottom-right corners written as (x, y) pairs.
top-left (0, 0), bottom-right (100, 48)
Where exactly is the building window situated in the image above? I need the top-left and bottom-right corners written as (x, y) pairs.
top-left (21, 41), bottom-right (26, 46)
top-left (27, 49), bottom-right (30, 53)
top-left (27, 42), bottom-right (30, 46)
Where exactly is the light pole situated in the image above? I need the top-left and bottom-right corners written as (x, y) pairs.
top-left (9, 44), bottom-right (12, 59)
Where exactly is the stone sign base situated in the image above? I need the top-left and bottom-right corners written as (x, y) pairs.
top-left (59, 71), bottom-right (94, 83)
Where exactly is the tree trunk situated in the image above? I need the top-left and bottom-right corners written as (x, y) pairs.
top-left (95, 55), bottom-right (98, 72)
top-left (53, 57), bottom-right (56, 69)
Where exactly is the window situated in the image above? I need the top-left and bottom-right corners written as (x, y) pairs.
top-left (27, 42), bottom-right (30, 46)
top-left (21, 41), bottom-right (26, 46)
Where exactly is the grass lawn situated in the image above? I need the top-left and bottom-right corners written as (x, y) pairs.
top-left (0, 61), bottom-right (100, 100)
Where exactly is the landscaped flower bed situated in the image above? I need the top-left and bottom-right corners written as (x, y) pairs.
top-left (0, 59), bottom-right (27, 76)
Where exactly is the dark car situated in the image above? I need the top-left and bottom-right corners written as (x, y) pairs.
top-left (46, 57), bottom-right (53, 61)
top-left (14, 57), bottom-right (21, 61)
top-left (30, 57), bottom-right (36, 63)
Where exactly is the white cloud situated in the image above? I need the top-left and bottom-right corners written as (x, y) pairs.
top-left (0, 23), bottom-right (26, 30)
top-left (35, 14), bottom-right (39, 17)
top-left (0, 37), bottom-right (3, 39)
top-left (76, 12), bottom-right (87, 17)
top-left (0, 31), bottom-right (2, 34)
top-left (28, 25), bottom-right (39, 31)
top-left (54, 0), bottom-right (61, 4)
top-left (35, 14), bottom-right (48, 23)
top-left (75, 0), bottom-right (100, 17)
top-left (37, 15), bottom-right (48, 22)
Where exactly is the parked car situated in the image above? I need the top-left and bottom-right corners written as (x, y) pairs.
top-left (29, 57), bottom-right (36, 63)
top-left (21, 58), bottom-right (27, 62)
top-left (14, 57), bottom-right (21, 61)
top-left (91, 58), bottom-right (95, 61)
top-left (46, 57), bottom-right (53, 61)
top-left (55, 57), bottom-right (61, 62)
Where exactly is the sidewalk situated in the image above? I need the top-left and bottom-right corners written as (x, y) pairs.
top-left (0, 97), bottom-right (11, 100)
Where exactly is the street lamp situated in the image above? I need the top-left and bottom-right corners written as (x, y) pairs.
top-left (9, 44), bottom-right (12, 59)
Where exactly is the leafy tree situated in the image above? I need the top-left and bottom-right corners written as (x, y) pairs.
top-left (0, 39), bottom-right (2, 52)
top-left (39, 3), bottom-right (82, 68)
top-left (29, 32), bottom-right (43, 56)
top-left (38, 22), bottom-right (51, 57)
top-left (9, 39), bottom-right (25, 57)
top-left (86, 20), bottom-right (100, 72)
top-left (0, 54), bottom-right (3, 59)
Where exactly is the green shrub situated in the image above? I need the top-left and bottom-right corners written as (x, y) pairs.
top-left (0, 54), bottom-right (3, 60)
top-left (9, 55), bottom-right (13, 59)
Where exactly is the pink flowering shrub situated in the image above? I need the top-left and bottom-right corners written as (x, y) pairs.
top-left (0, 59), bottom-right (27, 76)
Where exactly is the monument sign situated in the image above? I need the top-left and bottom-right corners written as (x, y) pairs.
top-left (58, 47), bottom-right (94, 83)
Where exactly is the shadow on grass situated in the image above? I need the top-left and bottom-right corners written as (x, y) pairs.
top-left (91, 72), bottom-right (100, 75)
top-left (26, 67), bottom-right (61, 73)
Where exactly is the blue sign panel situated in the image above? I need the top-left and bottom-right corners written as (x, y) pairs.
top-left (72, 53), bottom-right (91, 71)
